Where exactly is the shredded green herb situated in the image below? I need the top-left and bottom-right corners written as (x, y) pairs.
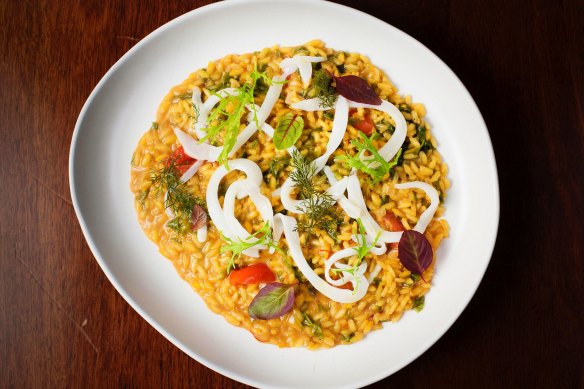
top-left (268, 156), bottom-right (291, 178)
top-left (306, 69), bottom-right (337, 109)
top-left (151, 122), bottom-right (159, 130)
top-left (412, 296), bottom-right (425, 312)
top-left (301, 311), bottom-right (323, 339)
top-left (336, 131), bottom-right (402, 183)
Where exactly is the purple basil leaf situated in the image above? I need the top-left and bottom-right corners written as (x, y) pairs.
top-left (248, 282), bottom-right (295, 320)
top-left (191, 204), bottom-right (207, 231)
top-left (334, 75), bottom-right (382, 105)
top-left (398, 230), bottom-right (433, 276)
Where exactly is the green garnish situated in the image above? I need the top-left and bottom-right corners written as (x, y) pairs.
top-left (201, 67), bottom-right (269, 167)
top-left (221, 221), bottom-right (280, 274)
top-left (268, 156), bottom-right (291, 178)
top-left (151, 122), bottom-right (159, 130)
top-left (306, 69), bottom-right (337, 109)
top-left (301, 311), bottom-right (323, 339)
top-left (273, 113), bottom-right (304, 150)
top-left (290, 151), bottom-right (343, 239)
top-left (166, 216), bottom-right (191, 234)
top-left (150, 156), bottom-right (205, 234)
top-left (412, 296), bottom-right (425, 312)
top-left (331, 219), bottom-right (380, 293)
top-left (336, 131), bottom-right (402, 183)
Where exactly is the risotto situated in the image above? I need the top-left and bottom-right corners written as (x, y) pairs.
top-left (130, 40), bottom-right (449, 348)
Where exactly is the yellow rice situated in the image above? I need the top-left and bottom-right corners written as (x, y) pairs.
top-left (130, 40), bottom-right (449, 348)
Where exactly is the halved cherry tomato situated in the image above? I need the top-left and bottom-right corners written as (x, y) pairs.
top-left (353, 114), bottom-right (375, 136)
top-left (338, 282), bottom-right (354, 290)
top-left (229, 263), bottom-right (276, 286)
top-left (167, 146), bottom-right (196, 174)
top-left (380, 212), bottom-right (404, 249)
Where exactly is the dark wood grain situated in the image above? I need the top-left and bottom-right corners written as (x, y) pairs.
top-left (1, 0), bottom-right (582, 388)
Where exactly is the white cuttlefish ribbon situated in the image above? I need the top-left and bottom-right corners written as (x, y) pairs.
top-left (272, 213), bottom-right (373, 303)
top-left (206, 159), bottom-right (273, 257)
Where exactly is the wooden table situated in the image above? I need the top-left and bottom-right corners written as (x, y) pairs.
top-left (2, 1), bottom-right (582, 387)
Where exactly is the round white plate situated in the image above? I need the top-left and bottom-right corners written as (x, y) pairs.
top-left (69, 1), bottom-right (499, 388)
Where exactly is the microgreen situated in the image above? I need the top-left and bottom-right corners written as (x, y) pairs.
top-left (201, 67), bottom-right (269, 167)
top-left (248, 283), bottom-right (295, 320)
top-left (221, 221), bottom-right (279, 273)
top-left (334, 75), bottom-right (382, 105)
top-left (336, 131), bottom-right (402, 183)
top-left (398, 230), bottom-right (433, 281)
top-left (331, 219), bottom-right (380, 293)
top-left (273, 113), bottom-right (304, 150)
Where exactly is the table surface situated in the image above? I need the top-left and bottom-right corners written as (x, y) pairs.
top-left (2, 0), bottom-right (583, 388)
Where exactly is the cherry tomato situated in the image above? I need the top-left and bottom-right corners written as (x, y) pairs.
top-left (229, 263), bottom-right (276, 286)
top-left (167, 146), bottom-right (196, 174)
top-left (353, 114), bottom-right (375, 136)
top-left (380, 212), bottom-right (404, 250)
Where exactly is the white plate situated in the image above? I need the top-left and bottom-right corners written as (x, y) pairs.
top-left (69, 1), bottom-right (499, 388)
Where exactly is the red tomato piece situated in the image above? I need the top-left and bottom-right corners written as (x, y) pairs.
top-left (380, 212), bottom-right (404, 250)
top-left (167, 146), bottom-right (196, 174)
top-left (229, 263), bottom-right (276, 286)
top-left (353, 114), bottom-right (375, 136)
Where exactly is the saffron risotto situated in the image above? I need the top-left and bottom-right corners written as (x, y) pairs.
top-left (130, 40), bottom-right (449, 348)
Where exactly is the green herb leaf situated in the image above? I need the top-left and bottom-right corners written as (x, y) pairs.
top-left (273, 113), bottom-right (304, 150)
top-left (412, 296), bottom-right (425, 312)
top-left (151, 122), bottom-right (159, 130)
top-left (336, 131), bottom-right (401, 183)
top-left (248, 283), bottom-right (295, 320)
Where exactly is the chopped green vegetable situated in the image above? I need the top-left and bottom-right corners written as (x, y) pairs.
top-left (301, 311), bottom-right (323, 339)
top-left (268, 156), bottom-right (291, 178)
top-left (336, 131), bottom-right (401, 183)
top-left (306, 69), bottom-right (336, 109)
top-left (412, 296), bottom-right (425, 312)
top-left (167, 216), bottom-right (191, 234)
top-left (151, 122), bottom-right (159, 130)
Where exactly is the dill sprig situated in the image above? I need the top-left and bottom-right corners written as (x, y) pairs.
top-left (150, 156), bottom-right (205, 233)
top-left (290, 151), bottom-right (343, 239)
top-left (306, 69), bottom-right (337, 109)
